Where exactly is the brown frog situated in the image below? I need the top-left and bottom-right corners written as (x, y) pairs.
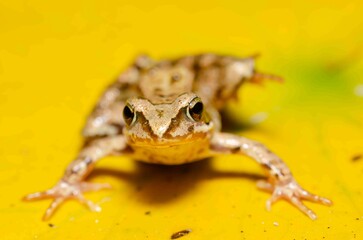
top-left (24, 54), bottom-right (332, 220)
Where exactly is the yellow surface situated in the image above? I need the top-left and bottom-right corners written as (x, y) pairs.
top-left (1, 1), bottom-right (363, 239)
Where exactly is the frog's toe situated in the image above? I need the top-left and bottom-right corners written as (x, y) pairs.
top-left (80, 182), bottom-right (112, 192)
top-left (41, 190), bottom-right (102, 220)
top-left (43, 197), bottom-right (66, 221)
top-left (23, 189), bottom-right (56, 201)
top-left (258, 179), bottom-right (332, 220)
top-left (289, 196), bottom-right (317, 220)
top-left (24, 180), bottom-right (111, 220)
top-left (299, 189), bottom-right (333, 206)
top-left (265, 192), bottom-right (280, 211)
top-left (256, 180), bottom-right (273, 192)
top-left (76, 194), bottom-right (102, 212)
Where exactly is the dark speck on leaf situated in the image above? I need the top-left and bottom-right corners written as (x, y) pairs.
top-left (351, 154), bottom-right (362, 162)
top-left (48, 223), bottom-right (55, 228)
top-left (145, 211), bottom-right (151, 215)
top-left (171, 229), bottom-right (192, 239)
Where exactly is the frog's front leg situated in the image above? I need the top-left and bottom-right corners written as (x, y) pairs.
top-left (210, 132), bottom-right (332, 220)
top-left (24, 135), bottom-right (128, 220)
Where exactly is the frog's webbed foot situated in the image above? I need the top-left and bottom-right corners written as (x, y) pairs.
top-left (23, 180), bottom-right (111, 220)
top-left (257, 179), bottom-right (332, 220)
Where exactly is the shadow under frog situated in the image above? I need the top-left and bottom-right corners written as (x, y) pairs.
top-left (88, 158), bottom-right (263, 205)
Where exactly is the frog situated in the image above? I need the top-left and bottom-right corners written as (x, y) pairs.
top-left (24, 53), bottom-right (332, 220)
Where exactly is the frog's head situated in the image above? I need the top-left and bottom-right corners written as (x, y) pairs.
top-left (122, 93), bottom-right (214, 147)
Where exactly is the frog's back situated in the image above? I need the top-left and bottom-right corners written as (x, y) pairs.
top-left (135, 54), bottom-right (256, 108)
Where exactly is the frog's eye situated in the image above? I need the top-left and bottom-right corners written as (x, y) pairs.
top-left (187, 97), bottom-right (204, 121)
top-left (123, 105), bottom-right (136, 126)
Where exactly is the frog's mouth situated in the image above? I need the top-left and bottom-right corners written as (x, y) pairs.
top-left (127, 137), bottom-right (211, 165)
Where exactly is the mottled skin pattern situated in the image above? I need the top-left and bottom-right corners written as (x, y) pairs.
top-left (24, 54), bottom-right (332, 220)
